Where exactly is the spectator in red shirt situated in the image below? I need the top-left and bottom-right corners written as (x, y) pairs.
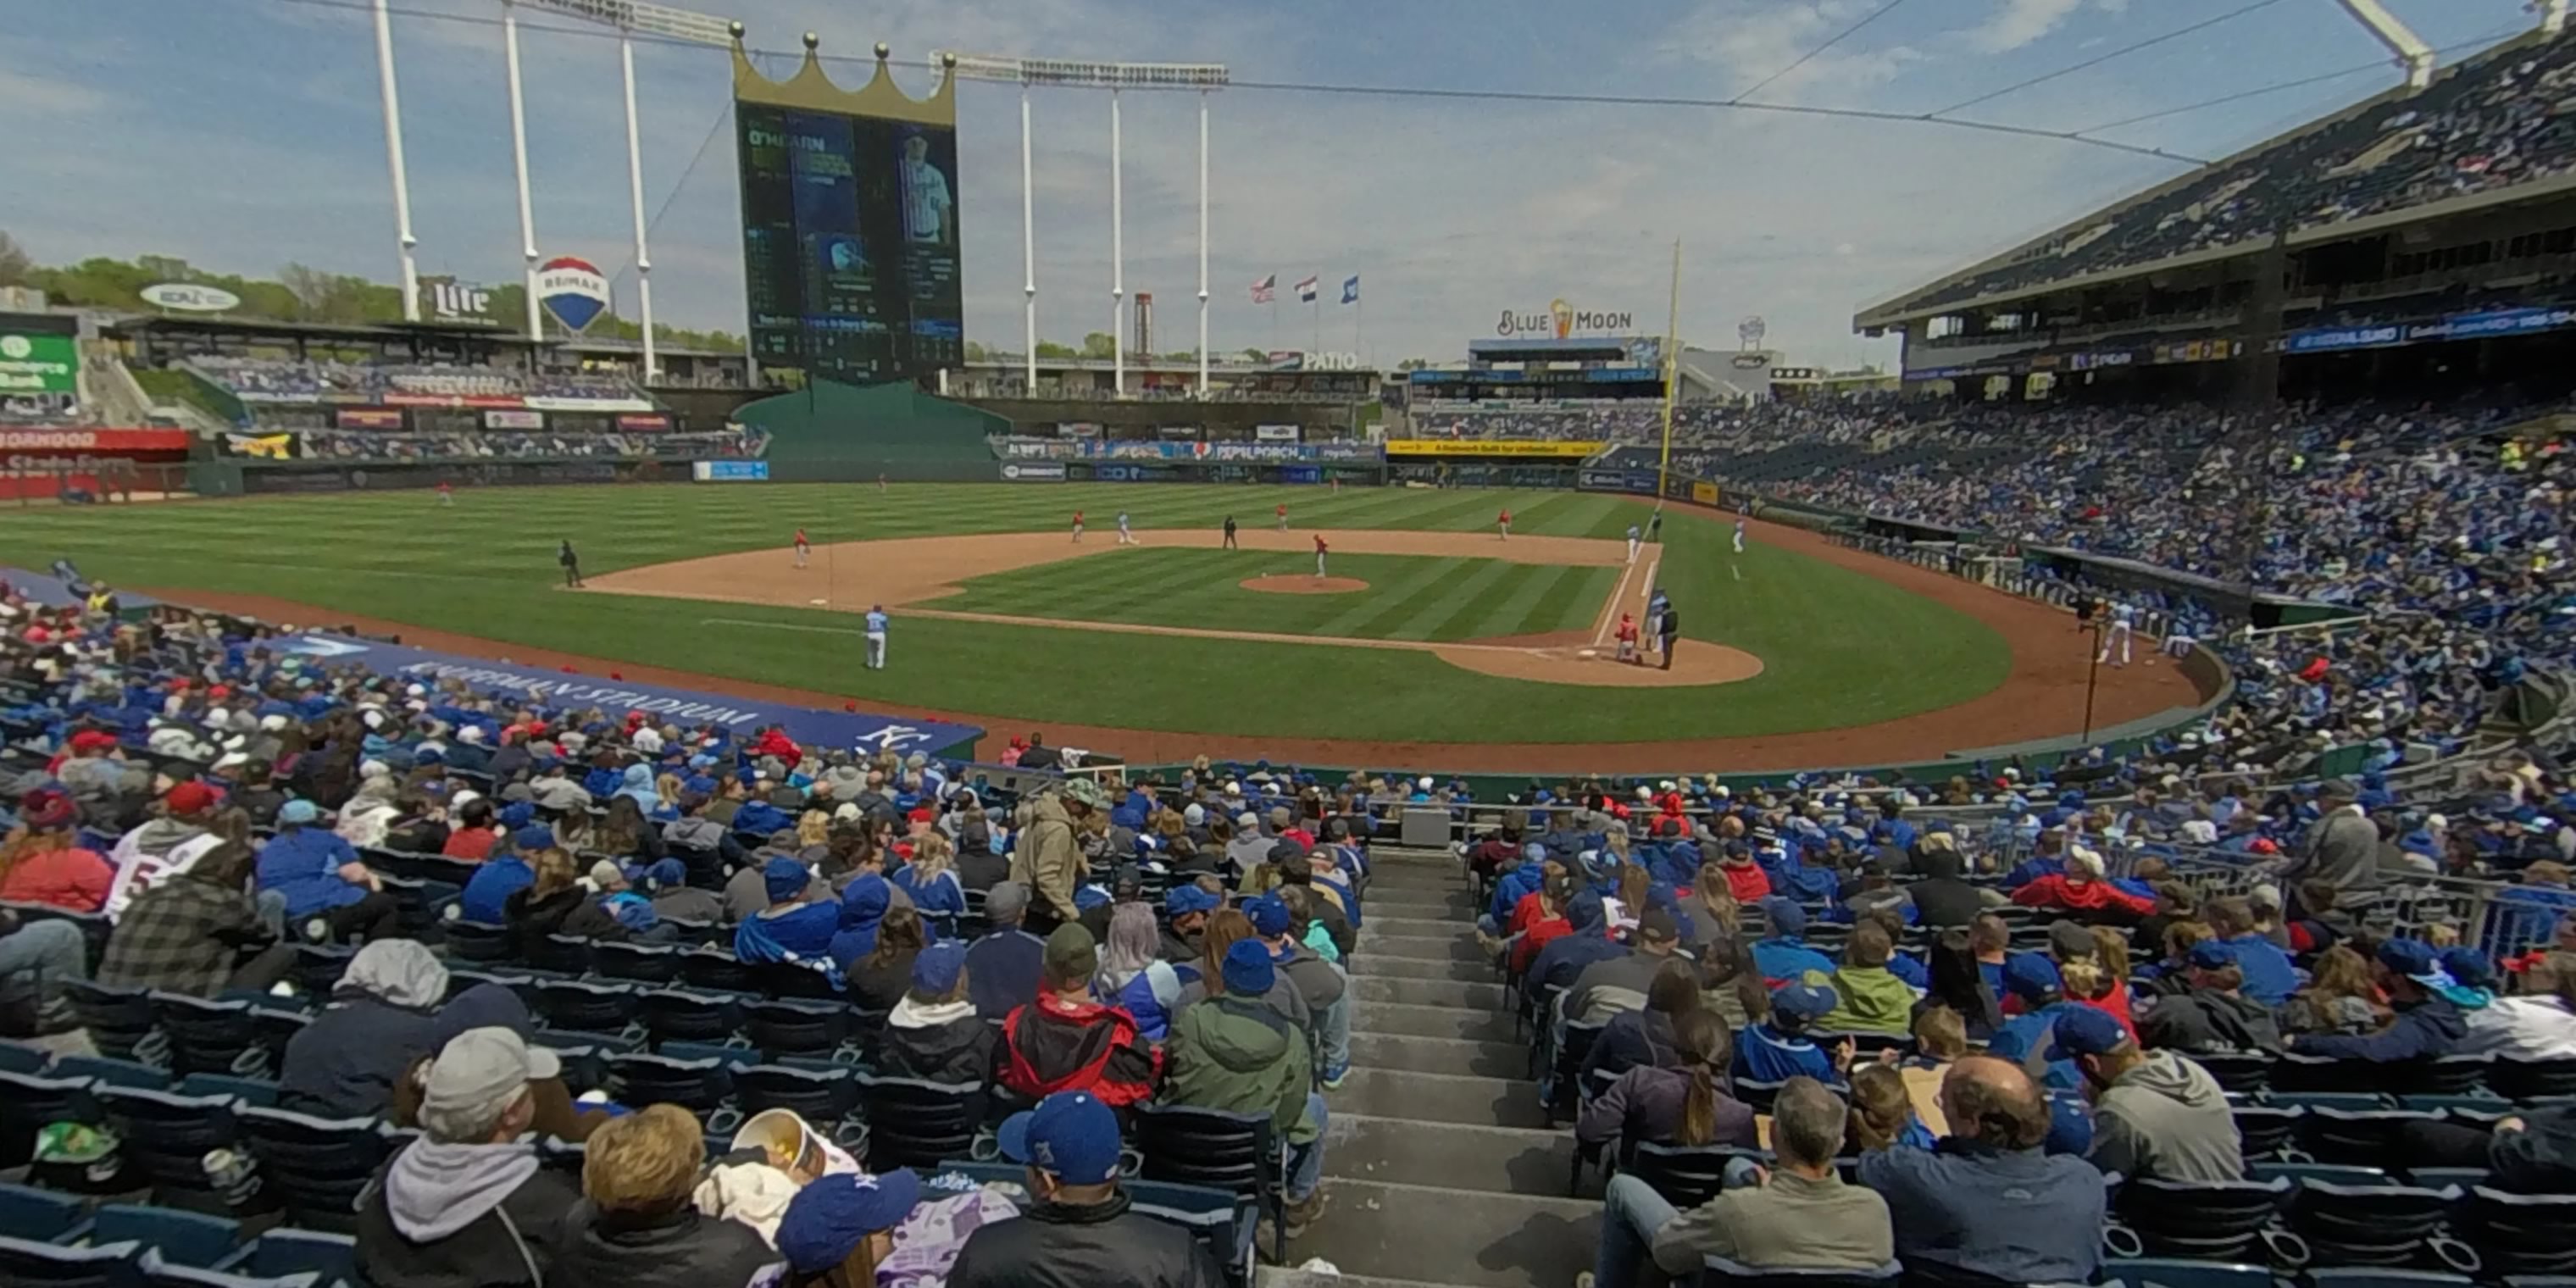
top-left (1509, 874), bottom-right (1577, 977)
top-left (2009, 847), bottom-right (2154, 922)
top-left (441, 797), bottom-right (501, 862)
top-left (0, 788), bottom-right (113, 913)
top-left (1716, 842), bottom-right (1771, 904)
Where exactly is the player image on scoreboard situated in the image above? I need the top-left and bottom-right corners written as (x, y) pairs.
top-left (898, 127), bottom-right (955, 246)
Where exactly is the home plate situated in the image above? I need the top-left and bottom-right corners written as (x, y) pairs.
top-left (808, 598), bottom-right (829, 606)
top-left (1576, 647), bottom-right (1601, 659)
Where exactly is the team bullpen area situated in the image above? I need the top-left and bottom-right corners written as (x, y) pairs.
top-left (0, 483), bottom-right (2025, 755)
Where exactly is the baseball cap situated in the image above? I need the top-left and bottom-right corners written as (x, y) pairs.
top-left (2439, 946), bottom-right (2498, 991)
top-left (762, 857), bottom-right (810, 903)
top-left (2185, 940), bottom-right (2237, 972)
top-left (1637, 907), bottom-right (1679, 944)
top-left (278, 798), bottom-right (320, 826)
top-left (2050, 1006), bottom-right (2130, 1058)
top-left (1043, 923), bottom-right (1097, 977)
top-left (2378, 937), bottom-right (2446, 984)
top-left (2002, 952), bottom-right (2063, 1002)
top-left (1165, 886), bottom-right (1219, 918)
top-left (985, 881), bottom-right (1031, 922)
top-left (775, 1170), bottom-right (924, 1274)
top-left (1060, 777), bottom-right (1108, 809)
top-left (1245, 893), bottom-right (1292, 937)
top-left (1222, 938), bottom-right (1276, 996)
top-left (164, 780), bottom-right (219, 815)
top-left (2046, 921), bottom-right (2097, 962)
top-left (1758, 896), bottom-right (1807, 940)
top-left (17, 788), bottom-right (75, 831)
top-left (587, 859), bottom-right (625, 889)
top-left (1771, 982), bottom-right (1839, 1023)
top-left (997, 1090), bottom-right (1122, 1185)
top-left (421, 1028), bottom-right (560, 1124)
top-left (911, 940), bottom-right (967, 995)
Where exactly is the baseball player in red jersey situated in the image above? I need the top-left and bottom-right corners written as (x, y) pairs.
top-left (1615, 612), bottom-right (1641, 663)
top-left (793, 528), bottom-right (810, 568)
top-left (1277, 502), bottom-right (1289, 531)
top-left (436, 480), bottom-right (453, 507)
top-left (1497, 507), bottom-right (1511, 541)
top-left (1313, 533), bottom-right (1329, 578)
top-left (1072, 510), bottom-right (1085, 543)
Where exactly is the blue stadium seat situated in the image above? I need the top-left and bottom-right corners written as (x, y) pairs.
top-left (734, 1063), bottom-right (858, 1124)
top-left (677, 949), bottom-right (760, 996)
top-left (856, 1074), bottom-right (984, 1172)
top-left (131, 1246), bottom-right (309, 1288)
top-left (2490, 1058), bottom-right (2576, 1102)
top-left (2282, 1179), bottom-right (2468, 1269)
top-left (53, 1055), bottom-right (171, 1091)
top-left (235, 1228), bottom-right (356, 1284)
top-left (526, 934), bottom-right (594, 975)
top-left (639, 989), bottom-right (740, 1046)
top-left (1131, 1103), bottom-right (1281, 1265)
top-left (2301, 1108), bottom-right (2442, 1167)
top-left (2112, 1176), bottom-right (2290, 1263)
top-left (593, 942), bottom-right (683, 985)
top-left (1128, 1177), bottom-right (1257, 1288)
top-left (99, 1086), bottom-right (252, 1213)
top-left (608, 1052), bottom-right (731, 1114)
top-left (1626, 1140), bottom-right (1763, 1210)
top-left (0, 1234), bottom-right (138, 1288)
top-left (151, 994), bottom-right (260, 1078)
top-left (531, 980), bottom-right (640, 1034)
top-left (2454, 1186), bottom-right (2576, 1277)
top-left (2301, 1273), bottom-right (2478, 1288)
top-left (237, 1106), bottom-right (391, 1234)
top-left (59, 982), bottom-right (155, 1061)
top-left (2231, 1104), bottom-right (2303, 1159)
top-left (441, 919), bottom-right (514, 964)
top-left (92, 1205), bottom-right (243, 1269)
top-left (2103, 1258), bottom-right (2275, 1288)
top-left (0, 1037), bottom-right (50, 1074)
top-left (742, 999), bottom-right (847, 1060)
top-left (2194, 1052), bottom-right (2273, 1096)
top-left (0, 1071), bottom-right (106, 1168)
top-left (0, 1180), bottom-right (91, 1241)
top-left (175, 1074), bottom-right (280, 1108)
top-left (290, 944), bottom-right (351, 996)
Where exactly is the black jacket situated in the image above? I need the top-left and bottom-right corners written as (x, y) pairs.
top-left (2490, 1106), bottom-right (2576, 1193)
top-left (2140, 989), bottom-right (2286, 1054)
top-left (946, 1190), bottom-right (1224, 1288)
top-left (552, 1202), bottom-right (781, 1288)
top-left (279, 997), bottom-right (441, 1119)
top-left (353, 1152), bottom-right (581, 1288)
top-left (880, 1011), bottom-right (999, 1088)
top-left (956, 848), bottom-right (1012, 893)
top-left (1907, 851), bottom-right (1988, 929)
top-left (506, 886), bottom-right (629, 958)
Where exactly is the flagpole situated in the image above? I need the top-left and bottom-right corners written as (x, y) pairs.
top-left (1311, 295), bottom-right (1319, 353)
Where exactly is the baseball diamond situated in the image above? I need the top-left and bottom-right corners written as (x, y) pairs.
top-left (0, 481), bottom-right (2202, 770)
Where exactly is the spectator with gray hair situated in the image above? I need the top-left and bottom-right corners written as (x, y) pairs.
top-left (1858, 1055), bottom-right (2106, 1286)
top-left (356, 1027), bottom-right (583, 1287)
top-left (1589, 1074), bottom-right (1892, 1287)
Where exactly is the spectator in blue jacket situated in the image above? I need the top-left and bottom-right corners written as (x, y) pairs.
top-left (1859, 1055), bottom-right (2105, 1286)
top-left (891, 832), bottom-right (969, 925)
top-left (458, 832), bottom-right (540, 924)
top-left (255, 799), bottom-right (400, 942)
top-left (1752, 897), bottom-right (1837, 987)
top-left (2293, 938), bottom-right (2484, 1062)
top-left (1736, 982), bottom-right (1847, 1085)
top-left (2207, 897), bottom-right (2300, 1006)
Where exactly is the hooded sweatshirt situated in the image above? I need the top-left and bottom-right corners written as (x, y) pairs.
top-left (2139, 989), bottom-right (2286, 1054)
top-left (1819, 963), bottom-right (1921, 1035)
top-left (882, 995), bottom-right (999, 1087)
top-left (1166, 993), bottom-right (1317, 1145)
top-left (2088, 1050), bottom-right (2244, 1182)
top-left (280, 940), bottom-right (450, 1119)
top-left (358, 1139), bottom-right (582, 1288)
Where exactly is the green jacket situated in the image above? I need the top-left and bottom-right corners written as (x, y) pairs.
top-left (1010, 791), bottom-right (1083, 922)
top-left (1165, 995), bottom-right (1317, 1144)
top-left (1817, 964), bottom-right (1919, 1035)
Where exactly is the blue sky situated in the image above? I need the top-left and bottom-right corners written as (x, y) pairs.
top-left (2, 0), bottom-right (2546, 368)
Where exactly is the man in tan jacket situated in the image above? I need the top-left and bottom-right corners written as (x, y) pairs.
top-left (1013, 776), bottom-right (1102, 936)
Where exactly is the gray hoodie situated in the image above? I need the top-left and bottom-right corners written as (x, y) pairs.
top-left (385, 1140), bottom-right (544, 1241)
top-left (2090, 1050), bottom-right (2245, 1183)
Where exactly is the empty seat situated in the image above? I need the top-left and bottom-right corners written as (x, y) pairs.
top-left (2102, 1257), bottom-right (2275, 1288)
top-left (234, 1228), bottom-right (357, 1284)
top-left (0, 1180), bottom-right (91, 1241)
top-left (61, 981), bottom-right (156, 1060)
top-left (856, 1074), bottom-right (983, 1171)
top-left (2454, 1186), bottom-right (2576, 1276)
top-left (0, 1234), bottom-right (138, 1288)
top-left (237, 1106), bottom-right (390, 1233)
top-left (93, 1205), bottom-right (242, 1269)
top-left (153, 993), bottom-right (260, 1078)
top-left (2194, 1052), bottom-right (2273, 1095)
top-left (1127, 1177), bottom-right (1257, 1287)
top-left (594, 942), bottom-right (683, 985)
top-left (640, 990), bottom-right (741, 1046)
top-left (2301, 1108), bottom-right (2441, 1167)
top-left (2491, 1058), bottom-right (2576, 1102)
top-left (53, 1054), bottom-right (171, 1091)
top-left (290, 944), bottom-right (352, 995)
top-left (0, 1038), bottom-right (46, 1075)
top-left (679, 950), bottom-right (760, 996)
top-left (2115, 1176), bottom-right (2290, 1263)
top-left (608, 1052), bottom-right (731, 1114)
top-left (735, 1064), bottom-right (859, 1124)
top-left (532, 980), bottom-right (641, 1034)
top-left (2281, 1178), bottom-right (2465, 1269)
top-left (1131, 1103), bottom-right (1280, 1263)
top-left (526, 935), bottom-right (596, 975)
top-left (2232, 1104), bottom-right (2304, 1159)
top-left (743, 999), bottom-right (847, 1060)
top-left (441, 919), bottom-right (514, 964)
top-left (99, 1086), bottom-right (251, 1212)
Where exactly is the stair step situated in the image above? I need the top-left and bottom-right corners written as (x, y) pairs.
top-left (1361, 915), bottom-right (1470, 941)
top-left (1327, 1066), bottom-right (1549, 1129)
top-left (1284, 1178), bottom-right (1601, 1288)
top-left (1364, 868), bottom-right (1463, 892)
top-left (1350, 974), bottom-right (1508, 1011)
top-left (1346, 1031), bottom-right (1529, 1080)
top-left (1367, 890), bottom-right (1475, 914)
top-left (1324, 1113), bottom-right (1578, 1196)
top-left (1352, 1001), bottom-right (1518, 1044)
top-left (1258, 1271), bottom-right (1483, 1288)
top-left (1346, 953), bottom-right (1491, 983)
top-left (1361, 935), bottom-right (1487, 964)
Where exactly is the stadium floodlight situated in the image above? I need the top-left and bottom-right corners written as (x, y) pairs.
top-left (941, 52), bottom-right (1230, 396)
top-left (371, 0), bottom-right (420, 320)
top-left (497, 0), bottom-right (738, 379)
top-left (2332, 0), bottom-right (2435, 90)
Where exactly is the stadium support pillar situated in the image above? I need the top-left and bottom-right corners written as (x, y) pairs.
top-left (502, 0), bottom-right (543, 341)
top-left (1110, 88), bottom-right (1125, 397)
top-left (1023, 85), bottom-right (1037, 389)
top-left (2333, 0), bottom-right (2435, 89)
top-left (1197, 90), bottom-right (1210, 400)
top-left (622, 34), bottom-right (657, 380)
top-left (2218, 227), bottom-right (2292, 622)
top-left (2543, 0), bottom-right (2568, 39)
top-left (371, 0), bottom-right (420, 321)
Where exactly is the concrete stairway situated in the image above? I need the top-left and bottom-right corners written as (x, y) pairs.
top-left (1268, 847), bottom-right (1597, 1288)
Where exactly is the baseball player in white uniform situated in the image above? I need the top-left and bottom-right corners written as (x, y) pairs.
top-left (1117, 512), bottom-right (1135, 545)
top-left (864, 604), bottom-right (890, 669)
top-left (2099, 600), bottom-right (2136, 667)
top-left (2162, 613), bottom-right (2195, 658)
top-left (1733, 519), bottom-right (1746, 554)
top-left (1625, 524), bottom-right (1641, 564)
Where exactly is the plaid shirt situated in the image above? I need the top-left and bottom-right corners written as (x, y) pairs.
top-left (97, 872), bottom-right (270, 997)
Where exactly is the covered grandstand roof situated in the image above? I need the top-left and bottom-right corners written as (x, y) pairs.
top-left (1854, 29), bottom-right (2576, 330)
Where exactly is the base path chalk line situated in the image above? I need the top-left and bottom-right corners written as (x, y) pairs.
top-left (696, 613), bottom-right (1569, 658)
top-left (1590, 556), bottom-right (1641, 649)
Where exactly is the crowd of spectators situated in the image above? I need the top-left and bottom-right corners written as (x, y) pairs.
top-left (1887, 32), bottom-right (2576, 313)
top-left (186, 357), bottom-right (644, 406)
top-left (284, 429), bottom-right (764, 462)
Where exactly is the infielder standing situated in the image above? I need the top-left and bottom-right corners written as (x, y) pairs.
top-left (1277, 502), bottom-right (1290, 531)
top-left (864, 603), bottom-right (890, 669)
top-left (2099, 600), bottom-right (2136, 667)
top-left (1733, 518), bottom-right (1747, 554)
top-left (1223, 515), bottom-right (1239, 549)
top-left (1497, 507), bottom-right (1512, 541)
top-left (1116, 511), bottom-right (1135, 545)
top-left (793, 527), bottom-right (810, 569)
top-left (1313, 533), bottom-right (1330, 578)
top-left (1071, 509), bottom-right (1085, 543)
top-left (1647, 510), bottom-right (1663, 543)
top-left (1625, 524), bottom-right (1642, 564)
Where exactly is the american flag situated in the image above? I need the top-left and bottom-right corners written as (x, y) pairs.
top-left (1294, 275), bottom-right (1319, 303)
top-left (1250, 274), bottom-right (1276, 303)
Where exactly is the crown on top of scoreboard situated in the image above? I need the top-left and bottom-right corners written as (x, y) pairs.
top-left (730, 32), bottom-right (956, 126)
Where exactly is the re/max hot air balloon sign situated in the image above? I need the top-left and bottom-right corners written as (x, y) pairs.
top-left (536, 256), bottom-right (611, 333)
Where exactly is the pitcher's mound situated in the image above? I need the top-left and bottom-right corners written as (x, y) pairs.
top-left (1242, 575), bottom-right (1369, 595)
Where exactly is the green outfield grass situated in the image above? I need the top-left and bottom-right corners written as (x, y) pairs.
top-left (0, 483), bottom-right (2013, 744)
top-left (925, 547), bottom-right (1617, 642)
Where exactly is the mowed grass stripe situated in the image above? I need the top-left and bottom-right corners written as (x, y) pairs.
top-left (1308, 555), bottom-right (1479, 637)
top-left (970, 548), bottom-right (1210, 620)
top-left (1468, 562), bottom-right (1585, 639)
top-left (1383, 558), bottom-right (1535, 641)
top-left (1529, 564), bottom-right (1616, 636)
top-left (1341, 558), bottom-right (1490, 639)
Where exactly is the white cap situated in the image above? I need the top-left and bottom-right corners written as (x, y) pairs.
top-left (458, 726), bottom-right (486, 745)
top-left (1237, 812), bottom-right (1258, 829)
top-left (834, 802), bottom-right (862, 823)
top-left (1183, 803), bottom-right (1205, 825)
top-left (1418, 776), bottom-right (1434, 790)
top-left (1635, 786), bottom-right (1652, 800)
top-left (260, 714), bottom-right (290, 732)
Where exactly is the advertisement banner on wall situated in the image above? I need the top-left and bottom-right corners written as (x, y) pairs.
top-left (485, 409), bottom-right (547, 430)
top-left (336, 408), bottom-right (407, 430)
top-left (1093, 464), bottom-right (1170, 483)
top-left (1279, 464), bottom-right (1324, 485)
top-left (0, 428), bottom-right (193, 453)
top-left (1579, 468), bottom-right (1658, 495)
top-left (0, 318), bottom-right (80, 395)
top-left (1386, 439), bottom-right (1603, 458)
top-left (692, 460), bottom-right (770, 481)
top-left (1058, 422), bottom-right (1103, 438)
top-left (1690, 480), bottom-right (1719, 505)
top-left (616, 414), bottom-right (673, 432)
top-left (1001, 462), bottom-right (1067, 481)
top-left (1252, 424), bottom-right (1302, 442)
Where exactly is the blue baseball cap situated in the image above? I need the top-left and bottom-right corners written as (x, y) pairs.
top-left (2440, 947), bottom-right (2498, 991)
top-left (1770, 982), bottom-right (1839, 1023)
top-left (278, 798), bottom-right (319, 825)
top-left (1758, 896), bottom-right (1806, 939)
top-left (763, 857), bottom-right (810, 903)
top-left (1246, 893), bottom-right (1291, 937)
top-left (2377, 937), bottom-right (2444, 984)
top-left (2185, 940), bottom-right (2237, 971)
top-left (1222, 938), bottom-right (1276, 996)
top-left (774, 1169), bottom-right (923, 1274)
top-left (1164, 886), bottom-right (1219, 918)
top-left (2050, 1006), bottom-right (2130, 1058)
top-left (910, 940), bottom-right (966, 996)
top-left (2002, 952), bottom-right (2063, 1002)
top-left (998, 1090), bottom-right (1122, 1185)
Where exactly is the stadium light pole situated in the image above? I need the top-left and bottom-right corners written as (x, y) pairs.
top-left (502, 0), bottom-right (543, 340)
top-left (943, 55), bottom-right (1230, 392)
top-left (513, 0), bottom-right (738, 380)
top-left (372, 0), bottom-right (420, 321)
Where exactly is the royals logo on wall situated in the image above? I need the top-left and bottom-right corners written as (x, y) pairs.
top-left (536, 256), bottom-right (611, 333)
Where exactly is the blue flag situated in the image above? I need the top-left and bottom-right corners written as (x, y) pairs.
top-left (1341, 275), bottom-right (1360, 304)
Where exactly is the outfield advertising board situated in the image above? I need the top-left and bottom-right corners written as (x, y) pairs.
top-left (1001, 462), bottom-right (1067, 481)
top-left (1579, 468), bottom-right (1659, 495)
top-left (693, 460), bottom-right (770, 481)
top-left (1385, 439), bottom-right (1602, 458)
top-left (0, 316), bottom-right (79, 395)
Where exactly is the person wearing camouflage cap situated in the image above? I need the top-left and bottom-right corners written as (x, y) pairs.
top-left (1013, 776), bottom-right (1105, 935)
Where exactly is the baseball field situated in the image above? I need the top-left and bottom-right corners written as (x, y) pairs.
top-left (0, 482), bottom-right (2206, 769)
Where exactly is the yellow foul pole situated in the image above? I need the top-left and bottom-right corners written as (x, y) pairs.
top-left (1657, 238), bottom-right (1682, 497)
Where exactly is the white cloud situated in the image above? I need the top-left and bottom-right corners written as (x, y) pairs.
top-left (1965, 0), bottom-right (2089, 53)
top-left (1658, 1), bottom-right (1924, 103)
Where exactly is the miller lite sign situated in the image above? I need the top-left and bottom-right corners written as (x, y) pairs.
top-left (537, 256), bottom-right (611, 333)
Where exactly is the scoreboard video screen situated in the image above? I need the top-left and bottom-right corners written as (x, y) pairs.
top-left (736, 103), bottom-right (964, 385)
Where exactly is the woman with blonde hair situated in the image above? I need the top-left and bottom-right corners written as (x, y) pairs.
top-left (0, 787), bottom-right (111, 912)
top-left (890, 830), bottom-right (968, 923)
top-left (797, 808), bottom-right (832, 852)
top-left (557, 1104), bottom-right (780, 1285)
top-left (2280, 943), bottom-right (2387, 1036)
